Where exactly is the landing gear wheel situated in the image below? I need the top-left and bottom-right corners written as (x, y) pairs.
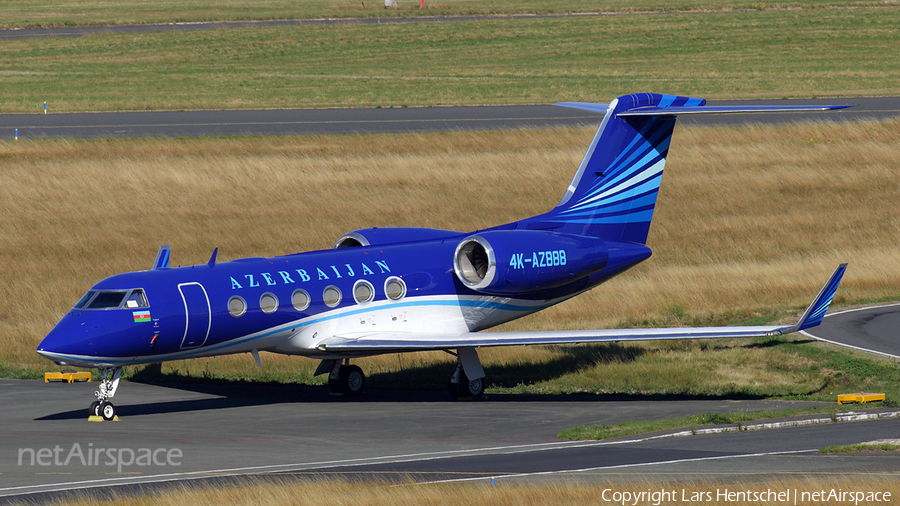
top-left (449, 371), bottom-right (485, 400)
top-left (89, 400), bottom-right (100, 417)
top-left (340, 365), bottom-right (365, 395)
top-left (100, 401), bottom-right (116, 421)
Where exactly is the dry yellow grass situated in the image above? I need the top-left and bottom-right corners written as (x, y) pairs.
top-left (1, 121), bottom-right (898, 376)
top-left (47, 475), bottom-right (900, 506)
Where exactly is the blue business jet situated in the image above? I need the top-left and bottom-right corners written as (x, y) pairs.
top-left (38, 93), bottom-right (850, 420)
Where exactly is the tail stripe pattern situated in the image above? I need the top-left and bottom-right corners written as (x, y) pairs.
top-left (526, 93), bottom-right (706, 244)
top-left (553, 117), bottom-right (674, 229)
top-left (585, 115), bottom-right (672, 196)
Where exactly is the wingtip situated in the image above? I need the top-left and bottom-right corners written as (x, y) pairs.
top-left (794, 263), bottom-right (848, 332)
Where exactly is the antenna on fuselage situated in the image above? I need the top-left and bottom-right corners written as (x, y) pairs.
top-left (208, 247), bottom-right (218, 267)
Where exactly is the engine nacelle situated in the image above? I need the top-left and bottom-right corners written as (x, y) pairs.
top-left (453, 230), bottom-right (608, 295)
top-left (334, 227), bottom-right (462, 249)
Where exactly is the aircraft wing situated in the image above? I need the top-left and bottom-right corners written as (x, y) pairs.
top-left (318, 264), bottom-right (847, 353)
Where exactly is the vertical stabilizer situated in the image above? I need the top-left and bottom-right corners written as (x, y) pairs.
top-left (530, 93), bottom-right (704, 244)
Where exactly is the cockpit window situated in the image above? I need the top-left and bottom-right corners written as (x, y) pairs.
top-left (88, 291), bottom-right (128, 309)
top-left (125, 289), bottom-right (149, 308)
top-left (74, 291), bottom-right (97, 309)
top-left (74, 289), bottom-right (149, 310)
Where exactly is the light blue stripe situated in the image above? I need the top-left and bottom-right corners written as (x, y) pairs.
top-left (602, 117), bottom-right (671, 179)
top-left (582, 129), bottom-right (670, 200)
top-left (559, 190), bottom-right (659, 218)
top-left (56, 297), bottom-right (556, 365)
top-left (565, 169), bottom-right (663, 215)
top-left (549, 210), bottom-right (654, 225)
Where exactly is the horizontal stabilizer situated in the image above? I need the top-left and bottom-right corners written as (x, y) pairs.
top-left (555, 102), bottom-right (851, 117)
top-left (554, 102), bottom-right (609, 114)
top-left (618, 104), bottom-right (852, 117)
top-left (318, 265), bottom-right (847, 353)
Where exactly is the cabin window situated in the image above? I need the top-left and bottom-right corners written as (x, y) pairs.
top-left (292, 289), bottom-right (311, 312)
top-left (353, 280), bottom-right (375, 304)
top-left (323, 286), bottom-right (342, 308)
top-left (384, 277), bottom-right (407, 301)
top-left (260, 293), bottom-right (279, 314)
top-left (228, 296), bottom-right (247, 317)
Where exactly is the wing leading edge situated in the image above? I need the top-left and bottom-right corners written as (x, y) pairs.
top-left (318, 264), bottom-right (847, 353)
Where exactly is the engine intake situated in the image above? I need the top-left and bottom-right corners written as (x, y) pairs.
top-left (453, 230), bottom-right (608, 295)
top-left (453, 236), bottom-right (496, 290)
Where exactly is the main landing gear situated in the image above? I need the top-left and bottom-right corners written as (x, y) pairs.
top-left (447, 348), bottom-right (486, 400)
top-left (323, 359), bottom-right (366, 395)
top-left (316, 348), bottom-right (486, 400)
top-left (88, 367), bottom-right (121, 420)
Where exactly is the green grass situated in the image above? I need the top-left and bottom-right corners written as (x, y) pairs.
top-left (1, 0), bottom-right (894, 29)
top-left (557, 334), bottom-right (900, 440)
top-left (558, 407), bottom-right (839, 440)
top-left (560, 404), bottom-right (900, 441)
top-left (0, 360), bottom-right (46, 380)
top-left (2, 7), bottom-right (899, 113)
top-left (820, 443), bottom-right (900, 453)
top-left (485, 334), bottom-right (900, 399)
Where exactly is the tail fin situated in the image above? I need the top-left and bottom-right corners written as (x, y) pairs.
top-left (523, 93), bottom-right (850, 244)
top-left (530, 93), bottom-right (703, 244)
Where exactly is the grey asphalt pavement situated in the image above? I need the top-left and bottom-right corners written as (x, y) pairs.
top-left (1, 97), bottom-right (897, 140)
top-left (2, 377), bottom-right (897, 503)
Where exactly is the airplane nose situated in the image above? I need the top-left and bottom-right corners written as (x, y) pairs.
top-left (37, 326), bottom-right (69, 364)
top-left (36, 312), bottom-right (89, 364)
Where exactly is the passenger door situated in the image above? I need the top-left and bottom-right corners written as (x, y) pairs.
top-left (178, 282), bottom-right (211, 349)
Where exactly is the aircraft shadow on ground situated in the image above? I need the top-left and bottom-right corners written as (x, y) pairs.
top-left (36, 343), bottom-right (769, 420)
top-left (742, 338), bottom-right (817, 349)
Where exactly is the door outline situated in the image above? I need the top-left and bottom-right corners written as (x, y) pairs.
top-left (178, 282), bottom-right (211, 349)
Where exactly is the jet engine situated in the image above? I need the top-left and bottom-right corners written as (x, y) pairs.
top-left (453, 230), bottom-right (608, 295)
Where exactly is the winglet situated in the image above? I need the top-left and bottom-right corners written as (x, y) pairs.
top-left (208, 247), bottom-right (218, 267)
top-left (152, 245), bottom-right (171, 270)
top-left (784, 264), bottom-right (848, 333)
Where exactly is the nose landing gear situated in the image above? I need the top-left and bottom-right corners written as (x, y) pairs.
top-left (89, 367), bottom-right (121, 421)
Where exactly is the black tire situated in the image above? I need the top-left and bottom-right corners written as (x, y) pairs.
top-left (450, 370), bottom-right (485, 400)
top-left (341, 365), bottom-right (365, 395)
top-left (100, 401), bottom-right (116, 421)
top-left (89, 401), bottom-right (100, 417)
